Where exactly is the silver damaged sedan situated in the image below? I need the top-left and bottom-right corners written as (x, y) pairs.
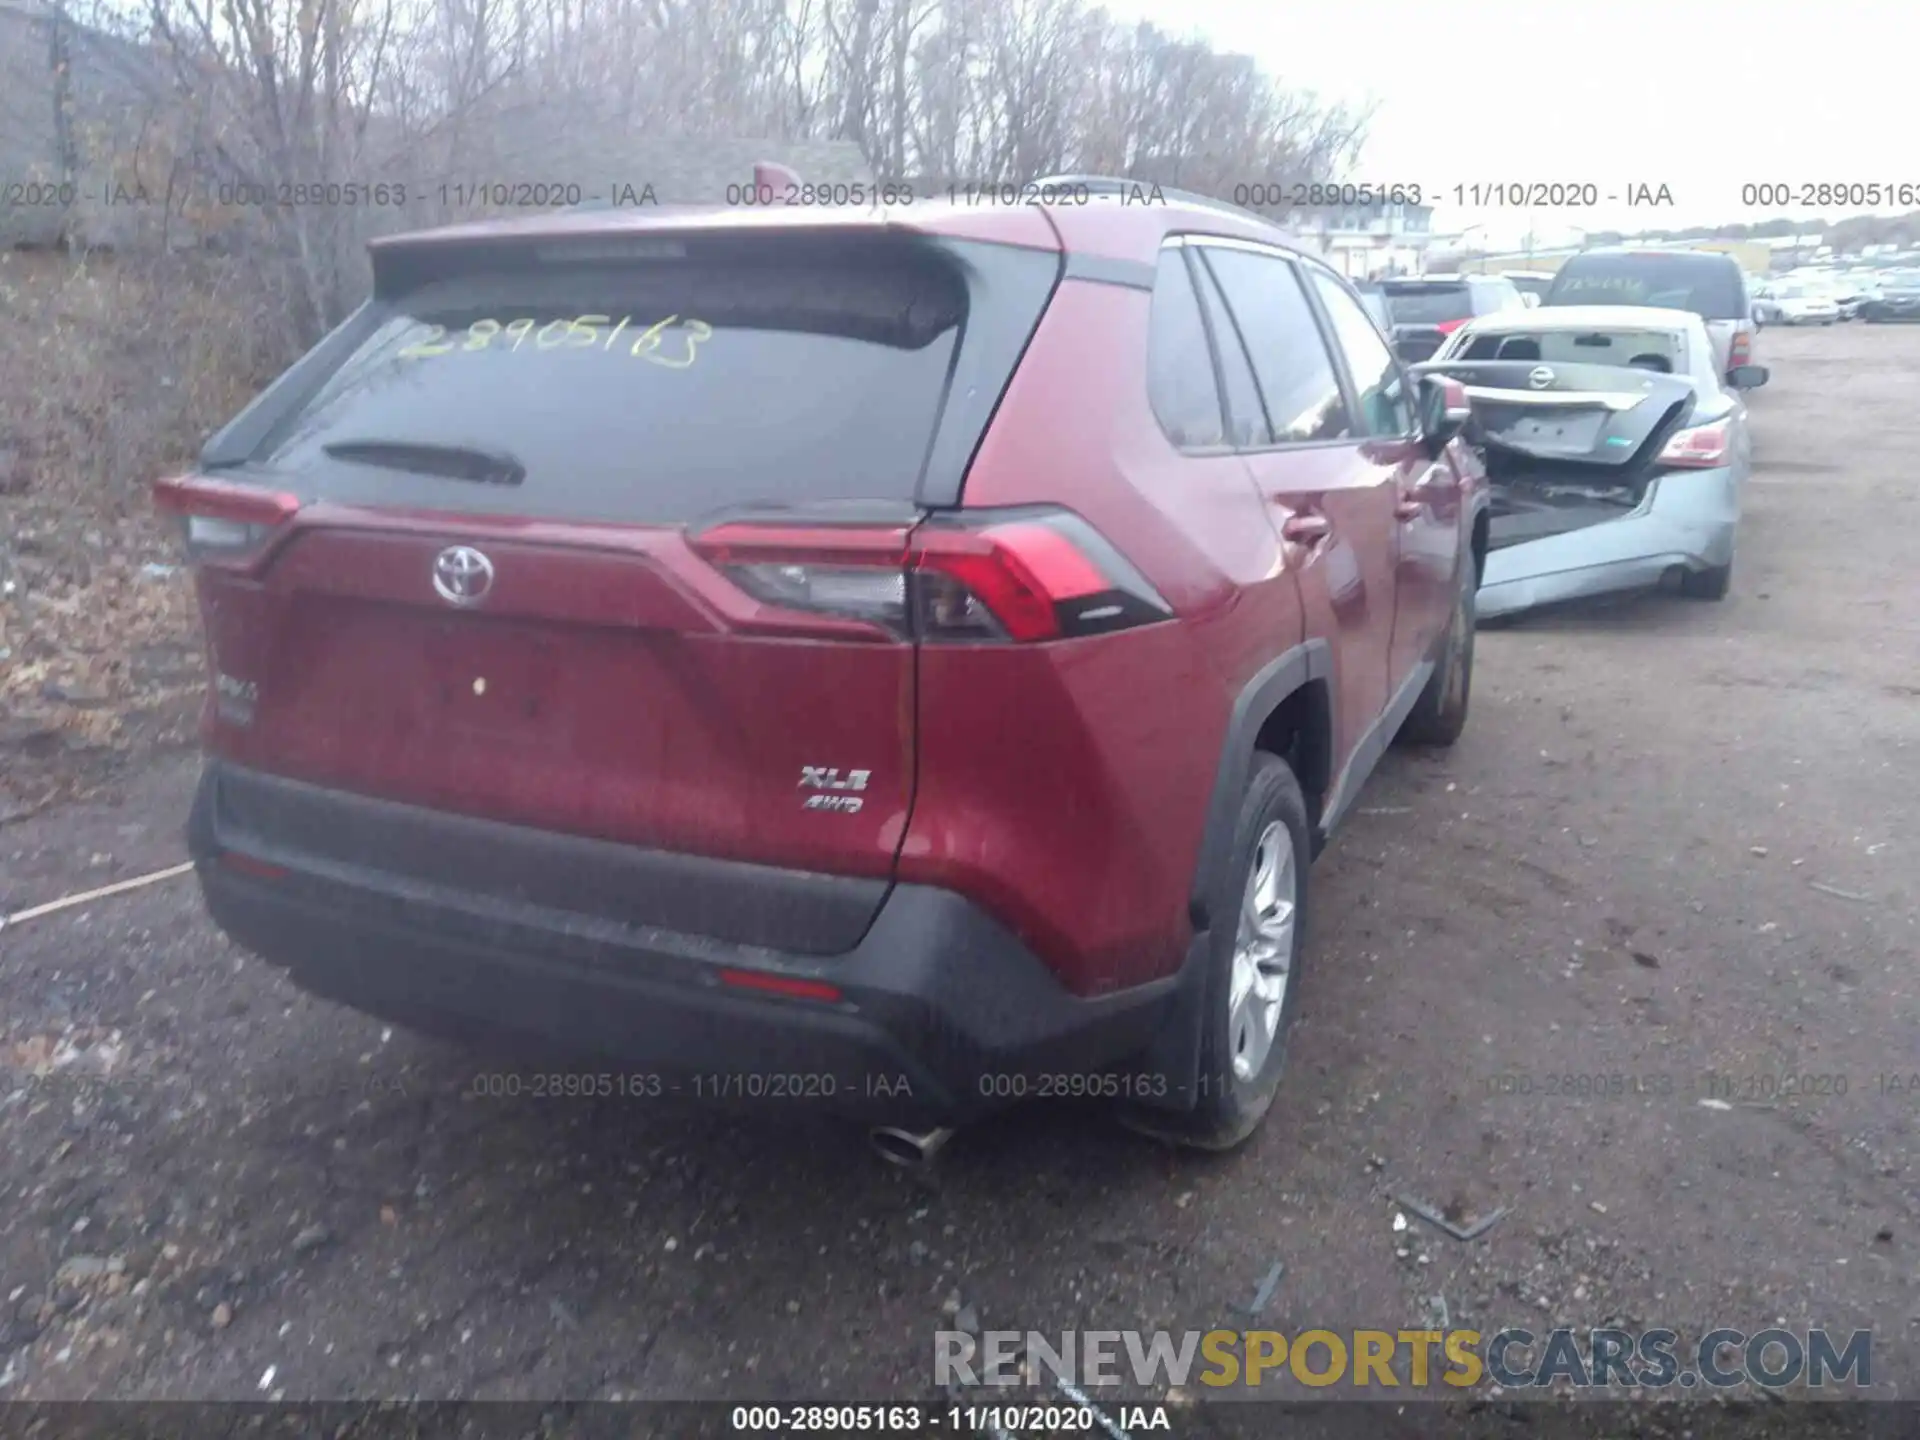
top-left (1414, 304), bottom-right (1766, 619)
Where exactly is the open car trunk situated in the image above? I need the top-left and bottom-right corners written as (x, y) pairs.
top-left (1412, 360), bottom-right (1699, 549)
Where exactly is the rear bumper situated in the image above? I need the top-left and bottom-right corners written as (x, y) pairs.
top-left (187, 763), bottom-right (1179, 1125)
top-left (1478, 469), bottom-right (1738, 619)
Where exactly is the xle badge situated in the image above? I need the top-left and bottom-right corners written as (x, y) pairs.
top-left (799, 766), bottom-right (870, 813)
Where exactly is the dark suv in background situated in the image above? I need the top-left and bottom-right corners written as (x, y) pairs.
top-left (159, 185), bottom-right (1488, 1156)
top-left (1544, 247), bottom-right (1758, 387)
top-left (1378, 274), bottom-right (1528, 362)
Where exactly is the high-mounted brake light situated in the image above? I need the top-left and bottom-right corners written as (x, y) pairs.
top-left (688, 509), bottom-right (1173, 644)
top-left (1658, 417), bottom-right (1733, 469)
top-left (153, 474), bottom-right (300, 564)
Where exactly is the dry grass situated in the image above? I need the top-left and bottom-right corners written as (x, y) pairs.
top-left (0, 247), bottom-right (294, 816)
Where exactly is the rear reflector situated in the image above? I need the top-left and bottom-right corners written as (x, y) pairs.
top-left (218, 849), bottom-right (289, 880)
top-left (717, 968), bottom-right (844, 1003)
top-left (689, 508), bottom-right (1173, 643)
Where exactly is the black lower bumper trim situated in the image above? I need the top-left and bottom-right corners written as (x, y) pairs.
top-left (188, 763), bottom-right (1181, 1125)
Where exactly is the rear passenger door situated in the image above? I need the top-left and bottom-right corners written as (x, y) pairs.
top-left (1191, 239), bottom-right (1400, 781)
top-left (1303, 267), bottom-right (1463, 698)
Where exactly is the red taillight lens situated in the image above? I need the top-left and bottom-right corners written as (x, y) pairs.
top-left (153, 474), bottom-right (300, 564)
top-left (1434, 317), bottom-right (1469, 335)
top-left (1658, 417), bottom-right (1733, 469)
top-left (1729, 329), bottom-right (1753, 366)
top-left (688, 509), bottom-right (1172, 644)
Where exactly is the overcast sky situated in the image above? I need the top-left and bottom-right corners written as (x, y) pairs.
top-left (1106, 0), bottom-right (1908, 245)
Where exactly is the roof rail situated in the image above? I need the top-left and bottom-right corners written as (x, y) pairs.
top-left (1028, 174), bottom-right (1274, 227)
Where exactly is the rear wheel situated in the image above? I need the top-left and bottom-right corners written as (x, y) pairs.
top-left (1681, 555), bottom-right (1733, 600)
top-left (1397, 560), bottom-right (1476, 748)
top-left (1121, 755), bottom-right (1310, 1151)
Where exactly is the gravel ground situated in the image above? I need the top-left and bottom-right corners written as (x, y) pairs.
top-left (1, 322), bottom-right (1916, 1422)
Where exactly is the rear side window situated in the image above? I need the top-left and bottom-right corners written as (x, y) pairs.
top-left (1546, 254), bottom-right (1747, 319)
top-left (1202, 249), bottom-right (1351, 444)
top-left (1381, 282), bottom-right (1474, 325)
top-left (1308, 270), bottom-right (1413, 437)
top-left (1190, 256), bottom-right (1272, 447)
top-left (1147, 250), bottom-right (1227, 449)
top-left (246, 239), bottom-right (971, 523)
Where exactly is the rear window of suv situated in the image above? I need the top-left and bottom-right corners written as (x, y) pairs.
top-left (244, 237), bottom-right (973, 524)
top-left (1381, 282), bottom-right (1474, 324)
top-left (1545, 253), bottom-right (1747, 320)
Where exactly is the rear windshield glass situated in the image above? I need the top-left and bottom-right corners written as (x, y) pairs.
top-left (251, 240), bottom-right (968, 524)
top-left (1381, 283), bottom-right (1473, 324)
top-left (1459, 328), bottom-right (1683, 372)
top-left (1545, 254), bottom-right (1746, 319)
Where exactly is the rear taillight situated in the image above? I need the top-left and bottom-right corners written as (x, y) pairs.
top-left (1658, 417), bottom-right (1733, 469)
top-left (153, 474), bottom-right (300, 564)
top-left (688, 508), bottom-right (1173, 643)
top-left (1434, 317), bottom-right (1470, 335)
top-left (1729, 329), bottom-right (1753, 366)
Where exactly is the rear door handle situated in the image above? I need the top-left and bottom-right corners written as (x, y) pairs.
top-left (1281, 512), bottom-right (1331, 545)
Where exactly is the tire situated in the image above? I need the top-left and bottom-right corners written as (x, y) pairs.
top-left (1396, 559), bottom-right (1476, 748)
top-left (1681, 555), bottom-right (1733, 600)
top-left (1121, 755), bottom-right (1311, 1151)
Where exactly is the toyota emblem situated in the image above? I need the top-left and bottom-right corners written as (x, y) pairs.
top-left (1527, 365), bottom-right (1555, 390)
top-left (432, 545), bottom-right (494, 606)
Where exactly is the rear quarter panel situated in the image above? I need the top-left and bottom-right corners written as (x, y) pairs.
top-left (902, 275), bottom-right (1304, 994)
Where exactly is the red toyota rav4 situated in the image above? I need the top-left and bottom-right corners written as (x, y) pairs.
top-left (160, 181), bottom-right (1487, 1151)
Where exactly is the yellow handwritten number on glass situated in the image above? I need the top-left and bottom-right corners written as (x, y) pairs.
top-left (638, 318), bottom-right (712, 369)
top-left (398, 315), bottom-right (710, 364)
top-left (397, 323), bottom-right (455, 358)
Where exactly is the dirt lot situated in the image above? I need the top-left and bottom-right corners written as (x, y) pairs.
top-left (1, 322), bottom-right (1916, 1419)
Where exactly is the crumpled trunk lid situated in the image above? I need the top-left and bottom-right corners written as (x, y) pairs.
top-left (1413, 360), bottom-right (1698, 549)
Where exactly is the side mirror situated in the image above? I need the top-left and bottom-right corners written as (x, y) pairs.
top-left (1417, 373), bottom-right (1473, 454)
top-left (1727, 364), bottom-right (1769, 389)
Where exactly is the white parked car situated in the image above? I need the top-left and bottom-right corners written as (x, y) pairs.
top-left (1753, 280), bottom-right (1839, 327)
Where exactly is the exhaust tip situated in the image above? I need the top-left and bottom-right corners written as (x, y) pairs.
top-left (869, 1125), bottom-right (953, 1168)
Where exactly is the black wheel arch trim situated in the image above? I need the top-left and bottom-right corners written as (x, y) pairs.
top-left (1187, 638), bottom-right (1333, 934)
top-left (1133, 648), bottom-right (1330, 1118)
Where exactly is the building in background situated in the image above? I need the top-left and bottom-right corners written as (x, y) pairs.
top-left (1291, 198), bottom-right (1435, 278)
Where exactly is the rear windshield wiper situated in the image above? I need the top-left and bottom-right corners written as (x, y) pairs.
top-left (321, 439), bottom-right (526, 486)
